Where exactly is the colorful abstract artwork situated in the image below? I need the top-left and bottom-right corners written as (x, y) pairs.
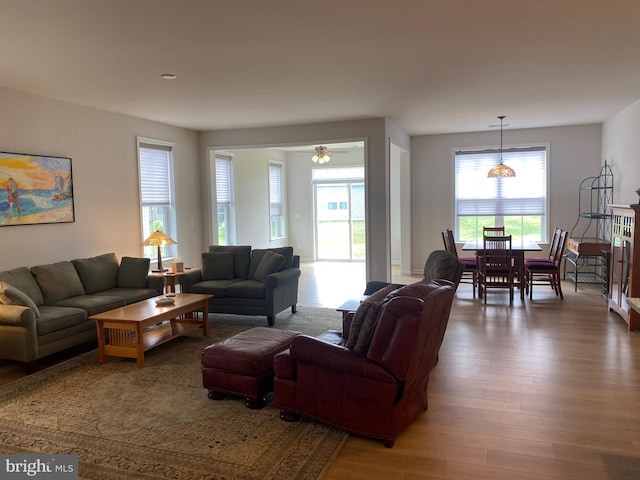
top-left (0, 151), bottom-right (75, 227)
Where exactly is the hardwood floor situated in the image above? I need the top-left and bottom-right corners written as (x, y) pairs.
top-left (314, 266), bottom-right (640, 480)
top-left (3, 262), bottom-right (640, 479)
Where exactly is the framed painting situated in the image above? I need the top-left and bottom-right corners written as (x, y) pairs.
top-left (0, 151), bottom-right (75, 227)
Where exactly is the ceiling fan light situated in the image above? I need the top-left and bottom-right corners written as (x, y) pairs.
top-left (312, 154), bottom-right (319, 162)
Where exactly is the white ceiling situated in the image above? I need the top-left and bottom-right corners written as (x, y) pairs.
top-left (2, 0), bottom-right (640, 135)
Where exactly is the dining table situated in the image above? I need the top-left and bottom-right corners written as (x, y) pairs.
top-left (463, 239), bottom-right (542, 301)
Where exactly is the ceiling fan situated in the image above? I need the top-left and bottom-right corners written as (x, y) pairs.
top-left (296, 145), bottom-right (348, 164)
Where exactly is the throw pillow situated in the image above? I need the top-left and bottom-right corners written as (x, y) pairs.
top-left (202, 252), bottom-right (234, 280)
top-left (209, 245), bottom-right (252, 279)
top-left (31, 261), bottom-right (85, 304)
top-left (0, 281), bottom-right (41, 317)
top-left (249, 248), bottom-right (294, 280)
top-left (253, 251), bottom-right (285, 282)
top-left (346, 283), bottom-right (400, 353)
top-left (72, 253), bottom-right (119, 294)
top-left (117, 257), bottom-right (151, 289)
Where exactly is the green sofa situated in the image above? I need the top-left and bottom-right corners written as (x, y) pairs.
top-left (0, 253), bottom-right (165, 371)
top-left (179, 246), bottom-right (301, 326)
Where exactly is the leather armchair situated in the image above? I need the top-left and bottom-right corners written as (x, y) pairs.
top-left (273, 280), bottom-right (456, 447)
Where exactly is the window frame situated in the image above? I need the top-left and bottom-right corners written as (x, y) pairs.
top-left (268, 161), bottom-right (286, 240)
top-left (215, 154), bottom-right (236, 245)
top-left (137, 137), bottom-right (177, 261)
top-left (454, 144), bottom-right (549, 243)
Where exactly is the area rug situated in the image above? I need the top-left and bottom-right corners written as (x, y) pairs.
top-left (0, 307), bottom-right (347, 480)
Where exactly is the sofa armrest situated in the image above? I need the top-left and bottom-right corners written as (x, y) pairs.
top-left (0, 304), bottom-right (37, 328)
top-left (264, 267), bottom-right (301, 289)
top-left (146, 275), bottom-right (166, 295)
top-left (178, 269), bottom-right (203, 292)
top-left (289, 335), bottom-right (397, 383)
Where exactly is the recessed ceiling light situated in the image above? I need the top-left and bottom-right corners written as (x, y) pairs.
top-left (161, 73), bottom-right (177, 80)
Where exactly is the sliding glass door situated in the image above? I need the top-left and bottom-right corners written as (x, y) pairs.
top-left (314, 181), bottom-right (365, 261)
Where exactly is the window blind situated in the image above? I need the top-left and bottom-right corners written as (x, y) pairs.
top-left (269, 163), bottom-right (282, 216)
top-left (455, 146), bottom-right (547, 216)
top-left (215, 156), bottom-right (232, 204)
top-left (140, 143), bottom-right (172, 206)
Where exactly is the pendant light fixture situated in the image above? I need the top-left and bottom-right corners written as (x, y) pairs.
top-left (487, 115), bottom-right (516, 178)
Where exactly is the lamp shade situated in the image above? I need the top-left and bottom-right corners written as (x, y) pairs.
top-left (487, 163), bottom-right (516, 178)
top-left (141, 230), bottom-right (177, 247)
top-left (487, 115), bottom-right (515, 178)
top-left (141, 230), bottom-right (177, 272)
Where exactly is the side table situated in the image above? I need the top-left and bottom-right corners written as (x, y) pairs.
top-left (336, 296), bottom-right (366, 320)
top-left (151, 269), bottom-right (192, 294)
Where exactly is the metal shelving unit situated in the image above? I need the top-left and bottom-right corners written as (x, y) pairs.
top-left (564, 162), bottom-right (613, 292)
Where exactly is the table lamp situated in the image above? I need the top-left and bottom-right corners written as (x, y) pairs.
top-left (141, 230), bottom-right (177, 272)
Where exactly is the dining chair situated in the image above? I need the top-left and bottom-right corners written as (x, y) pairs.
top-left (483, 226), bottom-right (505, 237)
top-left (476, 234), bottom-right (515, 305)
top-left (442, 229), bottom-right (477, 297)
top-left (525, 227), bottom-right (562, 264)
top-left (524, 229), bottom-right (568, 299)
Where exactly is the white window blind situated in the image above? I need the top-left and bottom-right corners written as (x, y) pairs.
top-left (269, 163), bottom-right (282, 216)
top-left (216, 156), bottom-right (232, 204)
top-left (140, 143), bottom-right (172, 206)
top-left (455, 146), bottom-right (547, 217)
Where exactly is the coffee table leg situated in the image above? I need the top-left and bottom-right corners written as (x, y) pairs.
top-left (202, 300), bottom-right (209, 336)
top-left (96, 320), bottom-right (106, 364)
top-left (135, 323), bottom-right (144, 368)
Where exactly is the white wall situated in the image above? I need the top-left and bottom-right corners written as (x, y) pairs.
top-left (602, 98), bottom-right (640, 205)
top-left (228, 148), bottom-right (288, 248)
top-left (199, 119), bottom-right (392, 281)
top-left (410, 124), bottom-right (602, 274)
top-left (0, 87), bottom-right (202, 270)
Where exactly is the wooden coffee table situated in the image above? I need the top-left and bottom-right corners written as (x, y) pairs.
top-left (90, 293), bottom-right (212, 368)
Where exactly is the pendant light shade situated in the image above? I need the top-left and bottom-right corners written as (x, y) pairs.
top-left (487, 115), bottom-right (515, 178)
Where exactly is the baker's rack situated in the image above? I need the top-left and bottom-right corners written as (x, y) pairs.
top-left (564, 161), bottom-right (613, 292)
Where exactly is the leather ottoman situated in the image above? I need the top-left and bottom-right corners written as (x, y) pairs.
top-left (201, 327), bottom-right (300, 408)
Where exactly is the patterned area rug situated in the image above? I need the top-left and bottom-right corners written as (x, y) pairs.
top-left (0, 308), bottom-right (347, 480)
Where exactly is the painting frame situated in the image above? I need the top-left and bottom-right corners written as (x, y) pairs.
top-left (0, 151), bottom-right (75, 227)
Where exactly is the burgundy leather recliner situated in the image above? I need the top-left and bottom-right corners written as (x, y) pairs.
top-left (273, 280), bottom-right (456, 447)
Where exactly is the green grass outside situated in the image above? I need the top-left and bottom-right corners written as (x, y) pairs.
top-left (458, 216), bottom-right (543, 242)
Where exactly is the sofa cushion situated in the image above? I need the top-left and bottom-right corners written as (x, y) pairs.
top-left (117, 257), bottom-right (150, 289)
top-left (0, 281), bottom-right (41, 317)
top-left (346, 283), bottom-right (400, 354)
top-left (0, 266), bottom-right (45, 306)
top-left (55, 295), bottom-right (126, 316)
top-left (253, 251), bottom-right (285, 282)
top-left (189, 279), bottom-right (242, 298)
top-left (95, 287), bottom-right (158, 305)
top-left (31, 261), bottom-right (85, 305)
top-left (209, 245), bottom-right (251, 279)
top-left (225, 280), bottom-right (266, 299)
top-left (202, 252), bottom-right (234, 280)
top-left (36, 305), bottom-right (88, 336)
top-left (72, 253), bottom-right (119, 294)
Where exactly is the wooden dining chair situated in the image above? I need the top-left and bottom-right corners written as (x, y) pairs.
top-left (524, 229), bottom-right (568, 299)
top-left (483, 226), bottom-right (505, 237)
top-left (442, 229), bottom-right (477, 297)
top-left (525, 227), bottom-right (562, 264)
top-left (476, 234), bottom-right (515, 305)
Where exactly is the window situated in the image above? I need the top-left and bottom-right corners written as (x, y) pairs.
top-left (269, 162), bottom-right (285, 239)
top-left (455, 146), bottom-right (547, 243)
top-left (138, 139), bottom-right (177, 260)
top-left (215, 155), bottom-right (235, 245)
